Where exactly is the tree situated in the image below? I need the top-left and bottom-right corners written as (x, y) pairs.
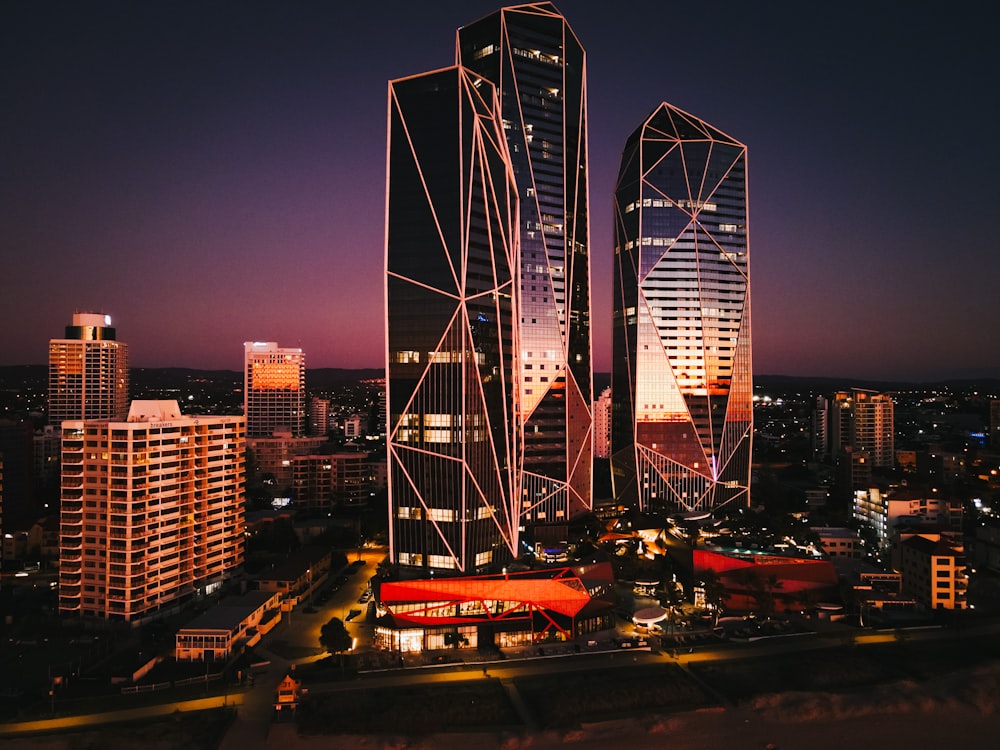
top-left (319, 617), bottom-right (353, 657)
top-left (699, 569), bottom-right (727, 626)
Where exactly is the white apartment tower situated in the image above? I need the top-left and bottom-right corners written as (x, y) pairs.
top-left (244, 342), bottom-right (306, 438)
top-left (309, 396), bottom-right (330, 437)
top-left (58, 401), bottom-right (245, 622)
top-left (594, 387), bottom-right (612, 459)
top-left (49, 312), bottom-right (129, 425)
top-left (831, 390), bottom-right (895, 468)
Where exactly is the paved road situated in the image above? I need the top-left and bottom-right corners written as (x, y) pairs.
top-left (216, 547), bottom-right (384, 750)
top-left (0, 548), bottom-right (383, 745)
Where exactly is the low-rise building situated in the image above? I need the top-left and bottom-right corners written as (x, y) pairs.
top-left (274, 673), bottom-right (304, 714)
top-left (255, 545), bottom-right (332, 609)
top-left (175, 590), bottom-right (282, 662)
top-left (854, 485), bottom-right (963, 552)
top-left (812, 526), bottom-right (862, 559)
top-left (897, 532), bottom-right (967, 610)
top-left (375, 563), bottom-right (617, 652)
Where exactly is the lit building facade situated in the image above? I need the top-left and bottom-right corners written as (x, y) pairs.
top-left (611, 102), bottom-right (752, 513)
top-left (593, 387), bottom-right (612, 459)
top-left (343, 414), bottom-right (365, 439)
top-left (830, 390), bottom-right (895, 468)
top-left (385, 65), bottom-right (520, 573)
top-left (812, 395), bottom-right (829, 461)
top-left (243, 342), bottom-right (306, 438)
top-left (49, 312), bottom-right (129, 425)
top-left (58, 400), bottom-right (245, 622)
top-left (308, 396), bottom-right (329, 437)
top-left (459, 2), bottom-right (594, 524)
top-left (897, 532), bottom-right (968, 610)
top-left (292, 451), bottom-right (371, 511)
top-left (246, 433), bottom-right (327, 488)
top-left (375, 562), bottom-right (616, 652)
top-left (175, 590), bottom-right (282, 662)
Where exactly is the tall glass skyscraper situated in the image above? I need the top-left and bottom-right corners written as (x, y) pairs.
top-left (385, 66), bottom-right (520, 573)
top-left (459, 3), bottom-right (592, 526)
top-left (611, 102), bottom-right (752, 514)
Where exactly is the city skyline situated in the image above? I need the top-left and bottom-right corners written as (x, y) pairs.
top-left (3, 1), bottom-right (998, 380)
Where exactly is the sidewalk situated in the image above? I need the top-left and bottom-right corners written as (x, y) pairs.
top-left (0, 694), bottom-right (243, 738)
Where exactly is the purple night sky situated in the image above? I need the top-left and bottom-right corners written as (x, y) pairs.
top-left (2, 1), bottom-right (997, 380)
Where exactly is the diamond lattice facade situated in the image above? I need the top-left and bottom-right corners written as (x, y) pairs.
top-left (385, 65), bottom-right (520, 573)
top-left (611, 102), bottom-right (752, 513)
top-left (459, 2), bottom-right (593, 525)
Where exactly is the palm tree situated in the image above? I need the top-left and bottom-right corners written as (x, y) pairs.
top-left (698, 569), bottom-right (727, 626)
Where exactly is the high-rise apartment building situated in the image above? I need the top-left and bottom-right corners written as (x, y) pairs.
top-left (243, 342), bottom-right (306, 438)
top-left (309, 396), bottom-right (330, 437)
top-left (385, 65), bottom-right (520, 573)
top-left (246, 433), bottom-right (327, 488)
top-left (593, 387), bottom-right (612, 459)
top-left (58, 400), bottom-right (245, 622)
top-left (459, 2), bottom-right (593, 524)
top-left (830, 390), bottom-right (895, 468)
top-left (49, 312), bottom-right (128, 425)
top-left (812, 395), bottom-right (830, 461)
top-left (611, 102), bottom-right (752, 514)
top-left (292, 451), bottom-right (371, 512)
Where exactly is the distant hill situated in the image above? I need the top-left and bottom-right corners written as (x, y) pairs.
top-left (129, 367), bottom-right (384, 391)
top-left (1, 365), bottom-right (995, 395)
top-left (754, 374), bottom-right (1000, 393)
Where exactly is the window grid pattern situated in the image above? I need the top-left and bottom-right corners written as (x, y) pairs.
top-left (385, 66), bottom-right (520, 574)
top-left (611, 102), bottom-right (752, 513)
top-left (459, 2), bottom-right (593, 524)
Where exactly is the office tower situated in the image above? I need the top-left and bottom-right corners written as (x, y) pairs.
top-left (459, 2), bottom-right (593, 524)
top-left (48, 311), bottom-right (129, 425)
top-left (593, 387), bottom-right (612, 459)
top-left (58, 400), bottom-right (245, 622)
top-left (385, 65), bottom-right (519, 573)
top-left (611, 102), bottom-right (752, 514)
top-left (309, 396), bottom-right (330, 437)
top-left (830, 390), bottom-right (895, 469)
top-left (243, 342), bottom-right (306, 438)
